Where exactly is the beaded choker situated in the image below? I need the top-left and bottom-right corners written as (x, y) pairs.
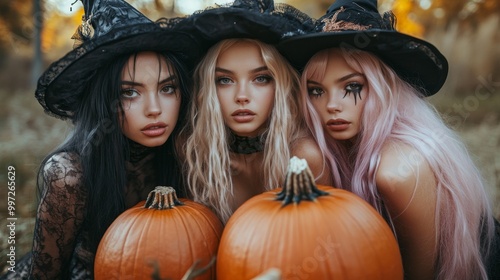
top-left (229, 134), bottom-right (265, 154)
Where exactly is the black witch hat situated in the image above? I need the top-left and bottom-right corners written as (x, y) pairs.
top-left (35, 0), bottom-right (201, 119)
top-left (174, 0), bottom-right (315, 51)
top-left (278, 0), bottom-right (448, 96)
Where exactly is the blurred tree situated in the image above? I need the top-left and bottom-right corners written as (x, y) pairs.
top-left (32, 0), bottom-right (42, 86)
top-left (286, 0), bottom-right (500, 32)
top-left (131, 0), bottom-right (178, 20)
top-left (390, 0), bottom-right (425, 37)
top-left (0, 0), bottom-right (33, 61)
top-left (431, 0), bottom-right (500, 26)
top-left (41, 8), bottom-right (84, 52)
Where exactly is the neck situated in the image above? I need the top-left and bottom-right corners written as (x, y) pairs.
top-left (229, 132), bottom-right (265, 154)
top-left (127, 139), bottom-right (154, 163)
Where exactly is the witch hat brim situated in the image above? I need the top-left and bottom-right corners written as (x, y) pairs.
top-left (174, 0), bottom-right (315, 52)
top-left (277, 0), bottom-right (449, 96)
top-left (35, 0), bottom-right (201, 119)
top-left (278, 30), bottom-right (448, 96)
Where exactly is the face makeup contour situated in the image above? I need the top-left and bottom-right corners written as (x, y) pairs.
top-left (215, 41), bottom-right (275, 137)
top-left (120, 51), bottom-right (181, 147)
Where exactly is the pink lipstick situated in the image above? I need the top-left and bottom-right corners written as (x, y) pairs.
top-left (231, 109), bottom-right (256, 123)
top-left (326, 119), bottom-right (350, 131)
top-left (141, 122), bottom-right (167, 137)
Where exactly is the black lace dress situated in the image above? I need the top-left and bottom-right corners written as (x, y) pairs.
top-left (0, 145), bottom-right (158, 279)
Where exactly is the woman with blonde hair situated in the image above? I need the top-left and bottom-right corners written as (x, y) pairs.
top-left (279, 0), bottom-right (499, 279)
top-left (178, 0), bottom-right (332, 223)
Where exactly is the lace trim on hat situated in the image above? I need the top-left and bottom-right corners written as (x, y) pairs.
top-left (407, 41), bottom-right (444, 70)
top-left (322, 7), bottom-right (371, 32)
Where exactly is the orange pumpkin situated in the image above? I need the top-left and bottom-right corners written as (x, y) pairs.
top-left (216, 157), bottom-right (403, 279)
top-left (95, 186), bottom-right (223, 280)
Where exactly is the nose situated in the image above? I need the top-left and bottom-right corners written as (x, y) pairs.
top-left (326, 92), bottom-right (342, 113)
top-left (145, 93), bottom-right (162, 117)
top-left (235, 83), bottom-right (250, 105)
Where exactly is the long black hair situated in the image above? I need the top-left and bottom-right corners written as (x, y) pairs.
top-left (37, 50), bottom-right (192, 251)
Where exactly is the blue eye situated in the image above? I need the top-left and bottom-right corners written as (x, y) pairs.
top-left (216, 77), bottom-right (233, 85)
top-left (254, 75), bottom-right (273, 83)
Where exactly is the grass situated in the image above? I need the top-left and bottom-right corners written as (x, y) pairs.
top-left (0, 88), bottom-right (70, 274)
top-left (1, 88), bottom-right (499, 274)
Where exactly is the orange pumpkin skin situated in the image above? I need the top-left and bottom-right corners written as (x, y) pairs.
top-left (216, 185), bottom-right (403, 280)
top-left (95, 198), bottom-right (223, 280)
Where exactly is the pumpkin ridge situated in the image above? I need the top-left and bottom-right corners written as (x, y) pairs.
top-left (95, 188), bottom-right (223, 280)
top-left (122, 207), bottom-right (145, 277)
top-left (187, 201), bottom-right (223, 240)
top-left (216, 157), bottom-right (403, 279)
top-left (177, 202), bottom-right (206, 261)
top-left (174, 201), bottom-right (218, 273)
top-left (245, 204), bottom-right (278, 277)
top-left (260, 200), bottom-right (288, 274)
top-left (323, 193), bottom-right (372, 277)
top-left (135, 207), bottom-right (158, 276)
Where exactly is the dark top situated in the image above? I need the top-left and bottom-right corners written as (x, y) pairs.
top-left (0, 145), bottom-right (158, 279)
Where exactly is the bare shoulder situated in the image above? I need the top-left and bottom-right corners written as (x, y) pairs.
top-left (376, 143), bottom-right (439, 278)
top-left (376, 142), bottom-right (437, 214)
top-left (291, 137), bottom-right (333, 185)
top-left (376, 143), bottom-right (434, 193)
top-left (292, 137), bottom-right (322, 161)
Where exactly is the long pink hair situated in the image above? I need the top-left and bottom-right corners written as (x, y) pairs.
top-left (300, 48), bottom-right (495, 279)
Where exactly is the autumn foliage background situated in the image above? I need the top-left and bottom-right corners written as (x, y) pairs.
top-left (1, 0), bottom-right (499, 273)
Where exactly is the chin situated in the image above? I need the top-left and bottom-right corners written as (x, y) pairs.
top-left (328, 132), bottom-right (356, 141)
top-left (137, 137), bottom-right (169, 148)
top-left (230, 128), bottom-right (258, 137)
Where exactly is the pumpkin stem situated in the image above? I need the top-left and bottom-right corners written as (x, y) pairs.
top-left (145, 186), bottom-right (184, 210)
top-left (276, 156), bottom-right (329, 206)
top-left (181, 257), bottom-right (216, 280)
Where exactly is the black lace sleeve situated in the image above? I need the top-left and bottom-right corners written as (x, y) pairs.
top-left (29, 152), bottom-right (87, 279)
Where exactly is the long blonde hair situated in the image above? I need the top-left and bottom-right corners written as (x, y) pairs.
top-left (181, 38), bottom-right (304, 222)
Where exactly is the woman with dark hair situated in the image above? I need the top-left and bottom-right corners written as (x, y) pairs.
top-left (0, 0), bottom-right (201, 279)
top-left (279, 0), bottom-right (499, 279)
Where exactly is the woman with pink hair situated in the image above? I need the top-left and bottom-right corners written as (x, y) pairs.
top-left (279, 0), bottom-right (499, 279)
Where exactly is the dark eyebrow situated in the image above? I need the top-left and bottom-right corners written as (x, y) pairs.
top-left (307, 73), bottom-right (364, 85)
top-left (215, 66), bottom-right (268, 74)
top-left (338, 73), bottom-right (364, 82)
top-left (121, 75), bottom-right (176, 86)
top-left (306, 80), bottom-right (322, 86)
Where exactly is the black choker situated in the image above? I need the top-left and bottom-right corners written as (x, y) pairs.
top-left (229, 134), bottom-right (264, 154)
top-left (128, 140), bottom-right (154, 163)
